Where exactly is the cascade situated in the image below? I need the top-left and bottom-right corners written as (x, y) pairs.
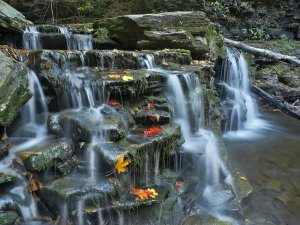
top-left (23, 25), bottom-right (93, 50)
top-left (220, 48), bottom-right (266, 136)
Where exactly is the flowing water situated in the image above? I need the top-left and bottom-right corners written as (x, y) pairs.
top-left (23, 25), bottom-right (93, 50)
top-left (220, 48), bottom-right (267, 138)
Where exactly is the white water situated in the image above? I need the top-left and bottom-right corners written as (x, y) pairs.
top-left (23, 26), bottom-right (42, 50)
top-left (0, 70), bottom-right (49, 223)
top-left (23, 25), bottom-right (93, 50)
top-left (220, 48), bottom-right (267, 138)
top-left (166, 72), bottom-right (235, 224)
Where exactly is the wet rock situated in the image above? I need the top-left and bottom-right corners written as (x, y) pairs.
top-left (0, 211), bottom-right (19, 225)
top-left (94, 123), bottom-right (183, 171)
top-left (232, 172), bottom-right (253, 205)
top-left (0, 139), bottom-right (9, 159)
top-left (17, 139), bottom-right (74, 175)
top-left (40, 177), bottom-right (118, 213)
top-left (183, 214), bottom-right (232, 225)
top-left (94, 11), bottom-right (210, 58)
top-left (0, 0), bottom-right (32, 32)
top-left (134, 110), bottom-right (171, 125)
top-left (278, 75), bottom-right (300, 88)
top-left (0, 51), bottom-right (31, 126)
top-left (0, 173), bottom-right (16, 186)
top-left (48, 107), bottom-right (126, 142)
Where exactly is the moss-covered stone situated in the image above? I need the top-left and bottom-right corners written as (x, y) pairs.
top-left (0, 51), bottom-right (31, 126)
top-left (183, 215), bottom-right (232, 225)
top-left (0, 174), bottom-right (16, 186)
top-left (17, 139), bottom-right (74, 174)
top-left (0, 211), bottom-right (19, 225)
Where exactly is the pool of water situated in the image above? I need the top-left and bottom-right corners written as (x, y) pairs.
top-left (225, 111), bottom-right (300, 225)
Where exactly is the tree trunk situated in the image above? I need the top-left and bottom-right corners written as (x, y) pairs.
top-left (224, 38), bottom-right (300, 66)
top-left (251, 84), bottom-right (300, 120)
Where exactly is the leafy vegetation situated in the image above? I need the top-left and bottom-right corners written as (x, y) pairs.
top-left (242, 28), bottom-right (270, 40)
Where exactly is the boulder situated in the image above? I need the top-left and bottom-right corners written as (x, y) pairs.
top-left (0, 211), bottom-right (19, 225)
top-left (0, 173), bottom-right (16, 186)
top-left (17, 139), bottom-right (75, 175)
top-left (0, 0), bottom-right (32, 32)
top-left (0, 51), bottom-right (31, 126)
top-left (47, 107), bottom-right (126, 142)
top-left (183, 215), bottom-right (232, 225)
top-left (94, 11), bottom-right (210, 58)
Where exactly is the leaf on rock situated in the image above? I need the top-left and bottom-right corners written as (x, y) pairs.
top-left (150, 114), bottom-right (160, 123)
top-left (122, 75), bottom-right (134, 81)
top-left (79, 142), bottom-right (86, 149)
top-left (175, 181), bottom-right (182, 190)
top-left (143, 127), bottom-right (162, 137)
top-left (29, 179), bottom-right (40, 193)
top-left (107, 99), bottom-right (121, 107)
top-left (240, 176), bottom-right (247, 180)
top-left (144, 102), bottom-right (155, 111)
top-left (123, 69), bottom-right (131, 74)
top-left (131, 188), bottom-right (158, 201)
top-left (109, 74), bottom-right (121, 79)
top-left (115, 155), bottom-right (131, 174)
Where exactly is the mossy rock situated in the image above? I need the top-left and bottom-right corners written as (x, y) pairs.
top-left (183, 215), bottom-right (232, 225)
top-left (0, 174), bottom-right (16, 186)
top-left (0, 211), bottom-right (19, 225)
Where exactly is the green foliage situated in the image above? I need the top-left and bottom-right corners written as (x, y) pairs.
top-left (210, 1), bottom-right (229, 13)
top-left (206, 24), bottom-right (224, 60)
top-left (95, 28), bottom-right (109, 40)
top-left (243, 28), bottom-right (270, 40)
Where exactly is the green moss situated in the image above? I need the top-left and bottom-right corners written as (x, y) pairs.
top-left (0, 211), bottom-right (19, 225)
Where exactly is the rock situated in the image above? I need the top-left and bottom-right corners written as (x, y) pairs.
top-left (278, 75), bottom-right (300, 88)
top-left (93, 123), bottom-right (183, 171)
top-left (0, 139), bottom-right (9, 159)
top-left (40, 177), bottom-right (118, 212)
top-left (0, 0), bottom-right (32, 32)
top-left (94, 11), bottom-right (210, 58)
top-left (0, 211), bottom-right (19, 225)
top-left (183, 214), bottom-right (232, 225)
top-left (17, 139), bottom-right (74, 175)
top-left (232, 172), bottom-right (253, 205)
top-left (0, 173), bottom-right (16, 186)
top-left (0, 51), bottom-right (31, 126)
top-left (134, 109), bottom-right (171, 125)
top-left (203, 184), bottom-right (235, 208)
top-left (47, 107), bottom-right (126, 142)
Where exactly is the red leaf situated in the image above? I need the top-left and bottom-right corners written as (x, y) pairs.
top-left (175, 181), bottom-right (182, 190)
top-left (143, 127), bottom-right (162, 137)
top-left (144, 102), bottom-right (155, 111)
top-left (107, 99), bottom-right (121, 107)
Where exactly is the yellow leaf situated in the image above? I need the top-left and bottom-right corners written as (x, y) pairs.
top-left (122, 75), bottom-right (134, 81)
top-left (109, 74), bottom-right (121, 79)
top-left (79, 142), bottom-right (86, 148)
top-left (240, 176), bottom-right (247, 180)
top-left (146, 188), bottom-right (158, 198)
top-left (115, 155), bottom-right (131, 174)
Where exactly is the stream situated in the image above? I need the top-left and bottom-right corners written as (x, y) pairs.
top-left (225, 111), bottom-right (300, 225)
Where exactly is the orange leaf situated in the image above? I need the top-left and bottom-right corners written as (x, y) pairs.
top-left (107, 99), bottom-right (121, 107)
top-left (145, 188), bottom-right (158, 198)
top-left (131, 188), bottom-right (158, 201)
top-left (115, 155), bottom-right (131, 174)
top-left (143, 127), bottom-right (162, 137)
top-left (108, 74), bottom-right (121, 79)
top-left (175, 181), bottom-right (182, 190)
top-left (29, 179), bottom-right (40, 193)
top-left (144, 102), bottom-right (155, 111)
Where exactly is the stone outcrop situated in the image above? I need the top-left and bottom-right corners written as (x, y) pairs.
top-left (94, 11), bottom-right (210, 58)
top-left (0, 0), bottom-right (31, 32)
top-left (0, 51), bottom-right (31, 126)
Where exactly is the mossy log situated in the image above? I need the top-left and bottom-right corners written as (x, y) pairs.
top-left (224, 38), bottom-right (300, 66)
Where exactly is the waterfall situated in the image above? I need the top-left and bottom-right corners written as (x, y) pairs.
top-left (166, 73), bottom-right (231, 184)
top-left (140, 54), bottom-right (155, 69)
top-left (220, 48), bottom-right (266, 137)
top-left (23, 25), bottom-right (93, 50)
top-left (23, 26), bottom-right (42, 50)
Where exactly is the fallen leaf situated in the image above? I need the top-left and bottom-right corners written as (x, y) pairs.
top-left (107, 99), bottom-right (121, 107)
top-left (143, 127), bottom-right (162, 137)
top-left (144, 102), bottom-right (155, 111)
top-left (150, 114), bottom-right (160, 122)
top-left (175, 181), bottom-right (182, 190)
top-left (115, 155), bottom-right (131, 174)
top-left (122, 75), bottom-right (134, 81)
top-left (109, 74), bottom-right (121, 79)
top-left (131, 188), bottom-right (158, 201)
top-left (240, 176), bottom-right (247, 180)
top-left (29, 179), bottom-right (40, 193)
top-left (123, 69), bottom-right (130, 74)
top-left (146, 188), bottom-right (158, 198)
top-left (79, 142), bottom-right (86, 148)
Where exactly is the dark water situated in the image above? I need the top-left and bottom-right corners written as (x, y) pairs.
top-left (225, 112), bottom-right (300, 225)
